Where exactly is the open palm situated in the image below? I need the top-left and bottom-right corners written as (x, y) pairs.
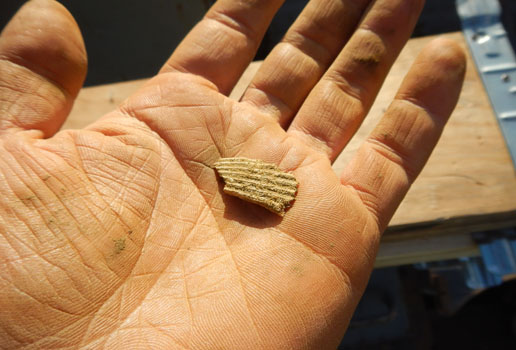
top-left (0, 0), bottom-right (465, 349)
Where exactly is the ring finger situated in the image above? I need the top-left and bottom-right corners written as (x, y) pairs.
top-left (288, 0), bottom-right (425, 161)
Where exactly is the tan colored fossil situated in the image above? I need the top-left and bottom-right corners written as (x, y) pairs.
top-left (213, 157), bottom-right (298, 216)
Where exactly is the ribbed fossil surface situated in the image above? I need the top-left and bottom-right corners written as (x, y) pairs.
top-left (214, 157), bottom-right (298, 216)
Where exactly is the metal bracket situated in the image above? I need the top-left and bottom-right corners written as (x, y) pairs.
top-left (457, 0), bottom-right (516, 168)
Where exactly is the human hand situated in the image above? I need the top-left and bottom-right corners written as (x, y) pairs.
top-left (0, 0), bottom-right (465, 349)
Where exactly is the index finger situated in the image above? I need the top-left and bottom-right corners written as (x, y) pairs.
top-left (161, 0), bottom-right (284, 95)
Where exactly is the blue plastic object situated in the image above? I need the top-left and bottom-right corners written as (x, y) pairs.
top-left (468, 229), bottom-right (516, 288)
top-left (417, 229), bottom-right (516, 291)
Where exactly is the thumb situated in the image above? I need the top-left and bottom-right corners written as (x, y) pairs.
top-left (0, 0), bottom-right (87, 138)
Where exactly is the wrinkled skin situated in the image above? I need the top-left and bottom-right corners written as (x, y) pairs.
top-left (0, 0), bottom-right (465, 349)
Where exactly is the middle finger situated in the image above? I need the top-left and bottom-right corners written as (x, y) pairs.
top-left (240, 0), bottom-right (371, 125)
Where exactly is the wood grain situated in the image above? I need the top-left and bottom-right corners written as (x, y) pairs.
top-left (64, 32), bottom-right (516, 264)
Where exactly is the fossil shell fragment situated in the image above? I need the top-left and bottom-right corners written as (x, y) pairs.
top-left (214, 157), bottom-right (298, 216)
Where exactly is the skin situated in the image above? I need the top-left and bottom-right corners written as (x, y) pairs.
top-left (0, 0), bottom-right (465, 349)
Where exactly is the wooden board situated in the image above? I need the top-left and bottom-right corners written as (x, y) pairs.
top-left (65, 32), bottom-right (516, 265)
top-left (357, 33), bottom-right (516, 235)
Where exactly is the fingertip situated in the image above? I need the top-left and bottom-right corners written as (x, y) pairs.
top-left (395, 37), bottom-right (467, 119)
top-left (0, 0), bottom-right (88, 136)
top-left (424, 37), bottom-right (467, 78)
top-left (0, 0), bottom-right (88, 95)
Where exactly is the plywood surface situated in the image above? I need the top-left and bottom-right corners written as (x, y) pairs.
top-left (65, 32), bottom-right (516, 242)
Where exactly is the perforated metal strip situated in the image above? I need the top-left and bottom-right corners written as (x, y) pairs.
top-left (457, 0), bottom-right (516, 169)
